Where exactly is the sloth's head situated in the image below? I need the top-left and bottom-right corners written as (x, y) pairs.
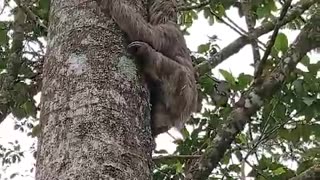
top-left (149, 0), bottom-right (178, 25)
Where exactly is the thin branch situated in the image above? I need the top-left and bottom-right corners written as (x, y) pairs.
top-left (243, 158), bottom-right (268, 179)
top-left (195, 0), bottom-right (316, 75)
top-left (223, 13), bottom-right (267, 49)
top-left (223, 13), bottom-right (249, 36)
top-left (209, 9), bottom-right (246, 37)
top-left (0, 0), bottom-right (9, 15)
top-left (278, 0), bottom-right (307, 24)
top-left (244, 115), bottom-right (288, 161)
top-left (209, 7), bottom-right (266, 50)
top-left (241, 0), bottom-right (261, 67)
top-left (255, 0), bottom-right (292, 78)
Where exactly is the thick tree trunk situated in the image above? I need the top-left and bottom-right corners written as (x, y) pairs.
top-left (35, 0), bottom-right (152, 179)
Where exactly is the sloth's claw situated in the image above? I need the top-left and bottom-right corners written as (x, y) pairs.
top-left (127, 41), bottom-right (150, 54)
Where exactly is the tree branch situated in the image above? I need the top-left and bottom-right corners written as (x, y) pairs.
top-left (255, 0), bottom-right (292, 78)
top-left (195, 0), bottom-right (317, 75)
top-left (185, 13), bottom-right (320, 180)
top-left (241, 0), bottom-right (261, 67)
top-left (289, 165), bottom-right (320, 180)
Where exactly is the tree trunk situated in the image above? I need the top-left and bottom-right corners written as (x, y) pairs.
top-left (35, 0), bottom-right (152, 179)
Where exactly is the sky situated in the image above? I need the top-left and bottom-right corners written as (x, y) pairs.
top-left (0, 1), bottom-right (320, 179)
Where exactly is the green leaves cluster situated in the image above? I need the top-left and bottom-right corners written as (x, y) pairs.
top-left (0, 0), bottom-right (48, 178)
top-left (0, 0), bottom-right (48, 122)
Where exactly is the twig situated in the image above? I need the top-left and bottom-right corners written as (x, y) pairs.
top-left (209, 8), bottom-right (266, 52)
top-left (224, 14), bottom-right (248, 35)
top-left (165, 131), bottom-right (179, 141)
top-left (223, 13), bottom-right (267, 49)
top-left (0, 0), bottom-right (9, 15)
top-left (243, 158), bottom-right (269, 179)
top-left (254, 0), bottom-right (292, 78)
top-left (243, 104), bottom-right (307, 163)
top-left (209, 9), bottom-right (246, 36)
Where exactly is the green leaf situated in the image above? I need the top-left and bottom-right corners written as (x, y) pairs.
top-left (216, 4), bottom-right (226, 17)
top-left (235, 133), bottom-right (247, 145)
top-left (307, 62), bottom-right (320, 75)
top-left (258, 156), bottom-right (272, 170)
top-left (256, 6), bottom-right (269, 19)
top-left (197, 43), bottom-right (210, 54)
top-left (292, 79), bottom-right (304, 95)
top-left (208, 16), bottom-right (215, 25)
top-left (237, 73), bottom-right (253, 90)
top-left (12, 82), bottom-right (29, 105)
top-left (10, 173), bottom-right (18, 179)
top-left (199, 75), bottom-right (215, 94)
top-left (22, 100), bottom-right (37, 117)
top-left (203, 7), bottom-right (211, 19)
top-left (274, 103), bottom-right (286, 120)
top-left (229, 164), bottom-right (241, 172)
top-left (185, 13), bottom-right (193, 26)
top-left (296, 124), bottom-right (310, 141)
top-left (296, 160), bottom-right (313, 174)
top-left (175, 162), bottom-right (183, 173)
top-left (268, 0), bottom-right (278, 11)
top-left (300, 55), bottom-right (310, 67)
top-left (11, 106), bottom-right (26, 119)
top-left (39, 0), bottom-right (50, 10)
top-left (278, 129), bottom-right (299, 143)
top-left (190, 10), bottom-right (198, 20)
top-left (0, 58), bottom-right (6, 70)
top-left (273, 167), bottom-right (286, 175)
top-left (219, 69), bottom-right (236, 85)
top-left (181, 127), bottom-right (190, 139)
top-left (274, 33), bottom-right (288, 52)
top-left (302, 96), bottom-right (316, 106)
top-left (19, 63), bottom-right (35, 77)
top-left (0, 29), bottom-right (8, 45)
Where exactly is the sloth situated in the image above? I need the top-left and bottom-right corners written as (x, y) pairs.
top-left (96, 0), bottom-right (198, 137)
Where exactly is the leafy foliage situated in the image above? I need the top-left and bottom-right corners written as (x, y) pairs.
top-left (0, 0), bottom-right (47, 178)
top-left (153, 0), bottom-right (320, 180)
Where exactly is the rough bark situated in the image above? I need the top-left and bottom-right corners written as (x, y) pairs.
top-left (35, 0), bottom-right (152, 179)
